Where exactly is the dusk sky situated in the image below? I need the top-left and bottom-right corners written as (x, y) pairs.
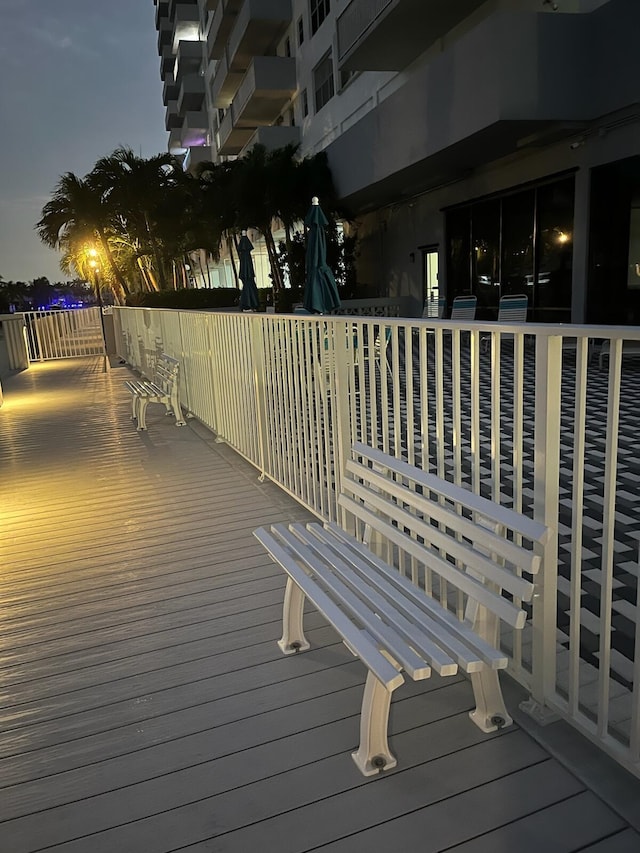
top-left (0, 0), bottom-right (168, 283)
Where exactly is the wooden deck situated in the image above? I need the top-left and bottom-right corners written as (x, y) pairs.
top-left (1, 357), bottom-right (639, 853)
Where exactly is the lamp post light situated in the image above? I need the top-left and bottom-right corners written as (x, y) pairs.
top-left (88, 250), bottom-right (110, 373)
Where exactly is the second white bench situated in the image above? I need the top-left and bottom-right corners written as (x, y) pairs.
top-left (125, 353), bottom-right (186, 431)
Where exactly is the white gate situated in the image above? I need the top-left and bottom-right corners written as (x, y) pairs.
top-left (22, 308), bottom-right (105, 361)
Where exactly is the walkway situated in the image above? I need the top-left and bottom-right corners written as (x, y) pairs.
top-left (0, 358), bottom-right (638, 852)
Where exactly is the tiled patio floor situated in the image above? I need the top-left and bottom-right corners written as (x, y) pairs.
top-left (0, 358), bottom-right (639, 852)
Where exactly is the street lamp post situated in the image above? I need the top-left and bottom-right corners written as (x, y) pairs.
top-left (88, 250), bottom-right (110, 373)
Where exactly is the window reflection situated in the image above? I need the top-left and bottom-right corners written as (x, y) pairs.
top-left (446, 176), bottom-right (574, 322)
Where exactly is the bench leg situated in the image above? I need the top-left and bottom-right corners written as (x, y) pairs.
top-left (171, 397), bottom-right (186, 426)
top-left (137, 398), bottom-right (148, 431)
top-left (352, 670), bottom-right (400, 776)
top-left (278, 578), bottom-right (311, 655)
top-left (130, 394), bottom-right (138, 421)
top-left (468, 669), bottom-right (513, 733)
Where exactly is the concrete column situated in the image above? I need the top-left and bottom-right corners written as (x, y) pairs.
top-left (571, 167), bottom-right (591, 323)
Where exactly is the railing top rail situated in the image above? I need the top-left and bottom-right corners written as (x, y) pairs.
top-left (111, 307), bottom-right (640, 340)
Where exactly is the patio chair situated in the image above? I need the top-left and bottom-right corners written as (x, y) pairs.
top-left (422, 297), bottom-right (446, 319)
top-left (450, 294), bottom-right (477, 321)
top-left (481, 294), bottom-right (528, 352)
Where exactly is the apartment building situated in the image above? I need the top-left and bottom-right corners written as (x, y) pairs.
top-left (154, 0), bottom-right (640, 323)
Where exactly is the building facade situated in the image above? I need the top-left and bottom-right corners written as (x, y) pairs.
top-left (153, 0), bottom-right (640, 323)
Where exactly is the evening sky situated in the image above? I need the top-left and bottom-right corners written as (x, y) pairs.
top-left (0, 0), bottom-right (168, 283)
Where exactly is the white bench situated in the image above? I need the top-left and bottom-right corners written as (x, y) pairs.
top-left (124, 353), bottom-right (186, 431)
top-left (254, 442), bottom-right (549, 776)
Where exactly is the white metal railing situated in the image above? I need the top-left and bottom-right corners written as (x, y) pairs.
top-left (19, 308), bottom-right (105, 361)
top-left (112, 306), bottom-right (640, 778)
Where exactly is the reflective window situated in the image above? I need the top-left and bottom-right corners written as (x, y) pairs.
top-left (310, 0), bottom-right (330, 35)
top-left (472, 200), bottom-right (501, 316)
top-left (501, 189), bottom-right (534, 298)
top-left (313, 51), bottom-right (334, 112)
top-left (446, 176), bottom-right (574, 321)
top-left (536, 178), bottom-right (574, 321)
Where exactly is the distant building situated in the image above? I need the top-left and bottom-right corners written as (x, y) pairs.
top-left (153, 0), bottom-right (640, 323)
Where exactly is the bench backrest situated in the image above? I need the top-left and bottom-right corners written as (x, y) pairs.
top-left (338, 443), bottom-right (548, 630)
top-left (154, 354), bottom-right (180, 395)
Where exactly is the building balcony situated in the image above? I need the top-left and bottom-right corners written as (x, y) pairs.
top-left (168, 127), bottom-right (184, 152)
top-left (181, 110), bottom-right (209, 148)
top-left (175, 39), bottom-right (204, 79)
top-left (155, 0), bottom-right (170, 30)
top-left (183, 143), bottom-right (214, 171)
top-left (165, 99), bottom-right (182, 130)
top-left (232, 56), bottom-right (296, 127)
top-left (239, 123), bottom-right (300, 155)
top-left (226, 0), bottom-right (292, 73)
top-left (171, 3), bottom-right (201, 50)
top-left (162, 75), bottom-right (180, 106)
top-left (160, 45), bottom-right (176, 75)
top-left (206, 0), bottom-right (244, 60)
top-left (177, 72), bottom-right (205, 112)
top-left (337, 0), bottom-right (485, 71)
top-left (216, 106), bottom-right (256, 155)
top-left (157, 17), bottom-right (173, 52)
top-left (167, 111), bottom-right (208, 151)
top-left (209, 48), bottom-right (244, 108)
top-left (328, 5), bottom-right (638, 210)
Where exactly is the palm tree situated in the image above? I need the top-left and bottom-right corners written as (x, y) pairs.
top-left (232, 145), bottom-right (285, 293)
top-left (91, 147), bottom-right (182, 291)
top-left (195, 159), bottom-right (243, 288)
top-left (36, 172), bottom-right (130, 298)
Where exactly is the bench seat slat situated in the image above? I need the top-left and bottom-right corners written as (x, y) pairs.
top-left (339, 494), bottom-right (526, 629)
top-left (293, 524), bottom-right (487, 674)
top-left (318, 523), bottom-right (508, 670)
top-left (353, 441), bottom-right (548, 545)
top-left (274, 524), bottom-right (438, 678)
top-left (254, 527), bottom-right (405, 691)
top-left (345, 459), bottom-right (540, 579)
top-left (283, 524), bottom-right (457, 677)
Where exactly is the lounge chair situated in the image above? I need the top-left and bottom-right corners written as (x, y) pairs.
top-left (450, 294), bottom-right (477, 321)
top-left (481, 294), bottom-right (528, 352)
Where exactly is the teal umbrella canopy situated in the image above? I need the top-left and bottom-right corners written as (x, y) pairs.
top-left (238, 231), bottom-right (259, 310)
top-left (302, 197), bottom-right (341, 314)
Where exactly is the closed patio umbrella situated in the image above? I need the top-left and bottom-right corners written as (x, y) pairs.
top-left (238, 231), bottom-right (259, 311)
top-left (302, 197), bottom-right (341, 315)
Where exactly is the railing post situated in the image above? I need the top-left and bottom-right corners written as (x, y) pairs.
top-left (251, 317), bottom-right (269, 482)
top-left (522, 334), bottom-right (562, 723)
top-left (333, 318), bottom-right (354, 522)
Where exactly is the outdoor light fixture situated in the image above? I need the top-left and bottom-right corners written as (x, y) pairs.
top-left (87, 247), bottom-right (109, 373)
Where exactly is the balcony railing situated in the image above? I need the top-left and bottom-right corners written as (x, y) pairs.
top-left (337, 0), bottom-right (485, 70)
top-left (112, 306), bottom-right (640, 781)
top-left (337, 0), bottom-right (392, 60)
top-left (206, 0), bottom-right (243, 60)
top-left (209, 47), bottom-right (244, 108)
top-left (177, 73), bottom-right (205, 112)
top-left (226, 0), bottom-right (292, 72)
top-left (216, 106), bottom-right (256, 154)
top-left (232, 55), bottom-right (296, 126)
top-left (239, 123), bottom-right (300, 155)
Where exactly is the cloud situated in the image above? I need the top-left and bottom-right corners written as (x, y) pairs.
top-left (28, 23), bottom-right (98, 58)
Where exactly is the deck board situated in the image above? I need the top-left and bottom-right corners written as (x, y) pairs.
top-left (1, 358), bottom-right (638, 853)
